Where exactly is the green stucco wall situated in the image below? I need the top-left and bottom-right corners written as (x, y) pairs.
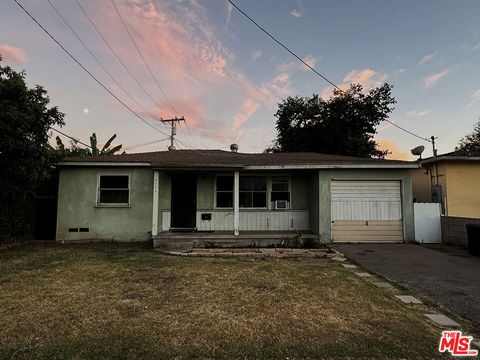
top-left (309, 171), bottom-right (320, 234)
top-left (197, 173), bottom-right (215, 209)
top-left (290, 172), bottom-right (310, 210)
top-left (56, 167), bottom-right (153, 242)
top-left (317, 169), bottom-right (415, 243)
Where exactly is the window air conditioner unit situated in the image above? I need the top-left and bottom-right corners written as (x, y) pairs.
top-left (274, 200), bottom-right (290, 210)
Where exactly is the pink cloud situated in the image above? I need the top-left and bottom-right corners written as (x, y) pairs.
top-left (467, 89), bottom-right (480, 107)
top-left (424, 69), bottom-right (449, 89)
top-left (418, 51), bottom-right (438, 65)
top-left (150, 99), bottom-right (204, 128)
top-left (252, 49), bottom-right (262, 60)
top-left (85, 1), bottom-right (233, 133)
top-left (343, 69), bottom-right (387, 89)
top-left (78, 0), bottom-right (301, 148)
top-left (321, 68), bottom-right (387, 99)
top-left (290, 9), bottom-right (303, 18)
top-left (278, 55), bottom-right (317, 73)
top-left (377, 138), bottom-right (412, 160)
top-left (0, 44), bottom-right (27, 65)
top-left (233, 99), bottom-right (262, 129)
top-left (406, 110), bottom-right (430, 118)
top-left (226, 2), bottom-right (233, 25)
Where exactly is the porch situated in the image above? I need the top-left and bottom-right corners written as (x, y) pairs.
top-left (152, 169), bottom-right (315, 238)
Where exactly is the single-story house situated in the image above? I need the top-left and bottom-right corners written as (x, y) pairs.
top-left (412, 150), bottom-right (480, 218)
top-left (56, 148), bottom-right (417, 245)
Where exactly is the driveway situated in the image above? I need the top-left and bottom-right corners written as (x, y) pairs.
top-left (333, 243), bottom-right (480, 328)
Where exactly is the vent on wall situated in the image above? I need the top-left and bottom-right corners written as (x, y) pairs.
top-left (68, 227), bottom-right (90, 233)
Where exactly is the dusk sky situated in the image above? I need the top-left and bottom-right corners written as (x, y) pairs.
top-left (1, 0), bottom-right (479, 159)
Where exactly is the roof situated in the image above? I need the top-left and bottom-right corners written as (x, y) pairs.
top-left (58, 150), bottom-right (417, 170)
top-left (421, 150), bottom-right (480, 165)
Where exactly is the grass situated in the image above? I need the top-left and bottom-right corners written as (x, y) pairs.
top-left (0, 243), bottom-right (444, 359)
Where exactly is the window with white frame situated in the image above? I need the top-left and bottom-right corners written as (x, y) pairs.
top-left (239, 176), bottom-right (267, 208)
top-left (216, 175), bottom-right (233, 208)
top-left (97, 175), bottom-right (129, 205)
top-left (271, 176), bottom-right (290, 202)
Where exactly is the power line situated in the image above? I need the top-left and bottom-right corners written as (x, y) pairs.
top-left (383, 119), bottom-right (430, 142)
top-left (50, 127), bottom-right (92, 149)
top-left (109, 0), bottom-right (179, 116)
top-left (226, 0), bottom-right (432, 144)
top-left (46, 0), bottom-right (159, 122)
top-left (13, 0), bottom-right (171, 140)
top-left (125, 138), bottom-right (169, 151)
top-left (109, 0), bottom-right (201, 149)
top-left (73, 0), bottom-right (167, 116)
top-left (76, 0), bottom-right (208, 150)
top-left (226, 0), bottom-right (341, 91)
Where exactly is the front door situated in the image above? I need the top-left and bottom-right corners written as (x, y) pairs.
top-left (171, 174), bottom-right (197, 229)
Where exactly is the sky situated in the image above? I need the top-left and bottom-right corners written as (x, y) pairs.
top-left (1, 0), bottom-right (480, 159)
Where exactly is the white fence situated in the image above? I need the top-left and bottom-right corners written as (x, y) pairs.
top-left (414, 203), bottom-right (442, 243)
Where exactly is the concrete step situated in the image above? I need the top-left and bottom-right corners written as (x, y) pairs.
top-left (152, 233), bottom-right (320, 249)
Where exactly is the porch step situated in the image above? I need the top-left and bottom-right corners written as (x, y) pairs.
top-left (152, 232), bottom-right (319, 250)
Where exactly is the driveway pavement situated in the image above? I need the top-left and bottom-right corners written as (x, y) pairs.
top-left (332, 243), bottom-right (480, 329)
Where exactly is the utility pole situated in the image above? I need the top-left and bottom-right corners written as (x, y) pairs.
top-left (160, 117), bottom-right (185, 150)
top-left (431, 136), bottom-right (438, 157)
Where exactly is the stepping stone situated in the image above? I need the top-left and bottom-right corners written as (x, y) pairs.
top-left (424, 314), bottom-right (460, 327)
top-left (354, 272), bottom-right (372, 278)
top-left (342, 264), bottom-right (358, 269)
top-left (395, 295), bottom-right (422, 304)
top-left (373, 282), bottom-right (393, 289)
top-left (331, 256), bottom-right (347, 262)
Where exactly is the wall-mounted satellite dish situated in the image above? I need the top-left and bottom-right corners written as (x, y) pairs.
top-left (411, 145), bottom-right (425, 159)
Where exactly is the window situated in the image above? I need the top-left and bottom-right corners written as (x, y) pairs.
top-left (215, 175), bottom-right (289, 209)
top-left (271, 176), bottom-right (290, 202)
top-left (216, 175), bottom-right (233, 208)
top-left (240, 176), bottom-right (267, 208)
top-left (97, 175), bottom-right (129, 205)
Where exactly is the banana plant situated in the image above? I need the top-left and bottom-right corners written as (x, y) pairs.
top-left (89, 133), bottom-right (123, 156)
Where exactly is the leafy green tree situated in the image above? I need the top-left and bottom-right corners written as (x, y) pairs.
top-left (50, 136), bottom-right (89, 159)
top-left (458, 119), bottom-right (480, 152)
top-left (0, 58), bottom-right (64, 242)
top-left (267, 84), bottom-right (396, 158)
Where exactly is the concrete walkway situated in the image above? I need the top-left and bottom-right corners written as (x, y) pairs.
top-left (161, 247), bottom-right (343, 258)
top-left (332, 244), bottom-right (480, 329)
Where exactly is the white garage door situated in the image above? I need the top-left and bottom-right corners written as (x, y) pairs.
top-left (331, 180), bottom-right (403, 243)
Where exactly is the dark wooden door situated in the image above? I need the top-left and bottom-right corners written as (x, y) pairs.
top-left (171, 174), bottom-right (197, 229)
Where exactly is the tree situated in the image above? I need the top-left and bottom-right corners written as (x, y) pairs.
top-left (0, 58), bottom-right (65, 242)
top-left (52, 132), bottom-right (123, 159)
top-left (458, 119), bottom-right (480, 152)
top-left (87, 133), bottom-right (123, 156)
top-left (267, 84), bottom-right (396, 158)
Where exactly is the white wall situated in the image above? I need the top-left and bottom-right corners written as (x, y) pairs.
top-left (162, 210), bottom-right (309, 232)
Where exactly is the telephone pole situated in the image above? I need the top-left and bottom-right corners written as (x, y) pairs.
top-left (160, 117), bottom-right (185, 150)
top-left (431, 135), bottom-right (438, 157)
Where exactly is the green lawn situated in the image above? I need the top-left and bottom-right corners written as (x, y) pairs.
top-left (0, 243), bottom-right (443, 359)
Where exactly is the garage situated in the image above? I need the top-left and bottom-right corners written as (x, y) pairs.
top-left (331, 180), bottom-right (403, 242)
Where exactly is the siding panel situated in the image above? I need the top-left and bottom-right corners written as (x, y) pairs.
top-left (196, 210), bottom-right (309, 231)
